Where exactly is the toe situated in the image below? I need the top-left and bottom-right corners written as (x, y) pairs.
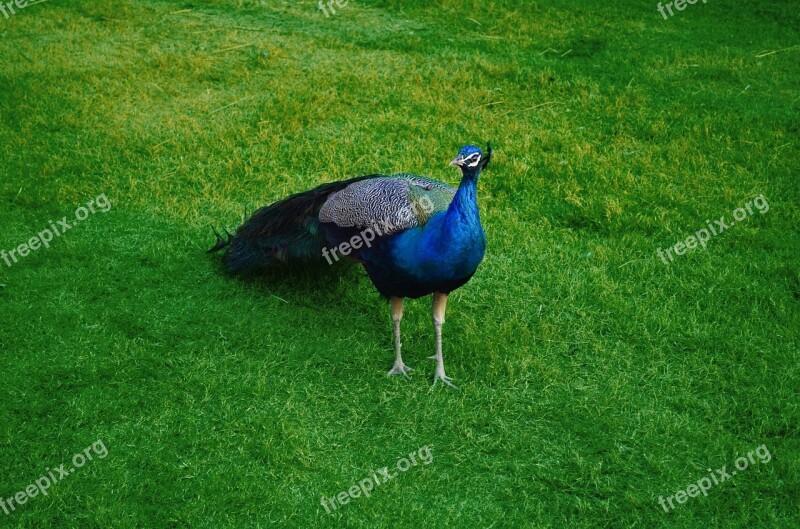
top-left (387, 364), bottom-right (413, 379)
top-left (432, 374), bottom-right (459, 389)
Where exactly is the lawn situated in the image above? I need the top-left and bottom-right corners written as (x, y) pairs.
top-left (0, 0), bottom-right (798, 527)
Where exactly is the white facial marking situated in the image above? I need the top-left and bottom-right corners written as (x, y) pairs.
top-left (465, 153), bottom-right (482, 167)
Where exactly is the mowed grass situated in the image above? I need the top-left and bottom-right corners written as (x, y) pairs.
top-left (0, 0), bottom-right (798, 527)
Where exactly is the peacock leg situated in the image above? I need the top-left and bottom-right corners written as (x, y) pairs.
top-left (429, 292), bottom-right (457, 388)
top-left (387, 296), bottom-right (413, 379)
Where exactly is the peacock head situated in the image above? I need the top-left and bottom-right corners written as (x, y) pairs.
top-left (449, 143), bottom-right (492, 177)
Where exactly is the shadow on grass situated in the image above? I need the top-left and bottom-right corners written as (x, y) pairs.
top-left (205, 252), bottom-right (398, 376)
top-left (206, 249), bottom-right (382, 309)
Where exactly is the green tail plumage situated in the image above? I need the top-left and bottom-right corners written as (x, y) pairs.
top-left (210, 175), bottom-right (376, 274)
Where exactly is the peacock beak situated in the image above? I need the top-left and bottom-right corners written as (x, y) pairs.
top-left (449, 157), bottom-right (463, 167)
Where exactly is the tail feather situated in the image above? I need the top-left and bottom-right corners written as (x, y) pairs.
top-left (212, 174), bottom-right (377, 274)
top-left (207, 226), bottom-right (232, 254)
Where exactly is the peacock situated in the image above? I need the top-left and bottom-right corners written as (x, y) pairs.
top-left (210, 143), bottom-right (491, 387)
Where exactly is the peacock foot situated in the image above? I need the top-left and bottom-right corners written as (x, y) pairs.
top-left (387, 361), bottom-right (413, 380)
top-left (428, 355), bottom-right (458, 389)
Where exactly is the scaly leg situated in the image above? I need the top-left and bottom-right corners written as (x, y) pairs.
top-left (429, 292), bottom-right (457, 388)
top-left (387, 296), bottom-right (412, 379)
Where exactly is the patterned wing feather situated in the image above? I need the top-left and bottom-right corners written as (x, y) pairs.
top-left (318, 174), bottom-right (455, 236)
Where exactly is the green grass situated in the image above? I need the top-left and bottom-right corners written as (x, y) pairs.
top-left (1, 0), bottom-right (798, 527)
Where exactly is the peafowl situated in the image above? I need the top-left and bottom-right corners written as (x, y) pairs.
top-left (210, 143), bottom-right (491, 387)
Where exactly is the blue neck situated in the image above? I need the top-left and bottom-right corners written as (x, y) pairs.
top-left (451, 166), bottom-right (479, 214)
top-left (439, 167), bottom-right (482, 242)
top-left (382, 165), bottom-right (486, 288)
